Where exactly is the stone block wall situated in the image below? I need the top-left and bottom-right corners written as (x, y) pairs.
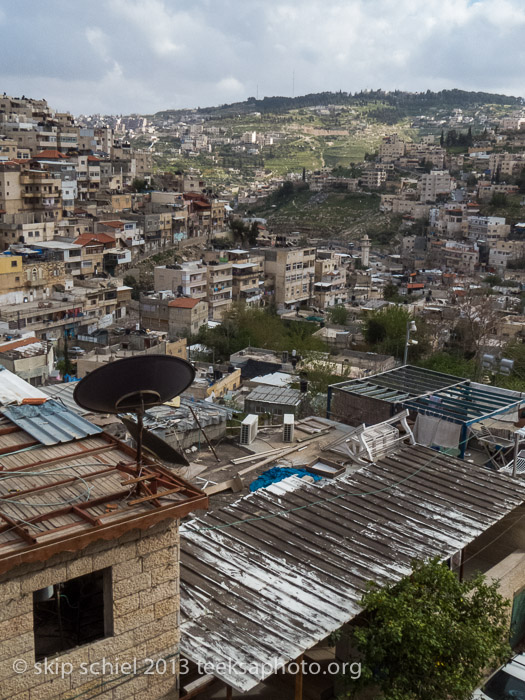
top-left (0, 519), bottom-right (180, 700)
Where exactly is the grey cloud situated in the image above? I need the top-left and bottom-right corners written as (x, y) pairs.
top-left (0, 0), bottom-right (523, 114)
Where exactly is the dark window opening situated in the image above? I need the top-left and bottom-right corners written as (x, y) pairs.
top-left (33, 568), bottom-right (112, 661)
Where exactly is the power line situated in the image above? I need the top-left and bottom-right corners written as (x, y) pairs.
top-left (182, 433), bottom-right (474, 533)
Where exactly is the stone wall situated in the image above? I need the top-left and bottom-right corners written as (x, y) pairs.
top-left (0, 519), bottom-right (180, 700)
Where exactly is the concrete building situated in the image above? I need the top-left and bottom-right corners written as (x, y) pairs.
top-left (228, 251), bottom-right (265, 305)
top-left (154, 261), bottom-right (207, 300)
top-left (140, 293), bottom-right (209, 338)
top-left (378, 133), bottom-right (406, 161)
top-left (203, 255), bottom-right (233, 320)
top-left (76, 337), bottom-right (187, 378)
top-left (313, 256), bottom-right (346, 308)
top-left (468, 216), bottom-right (510, 243)
top-left (419, 170), bottom-right (453, 202)
top-left (0, 335), bottom-right (54, 385)
top-left (263, 247), bottom-right (316, 311)
top-left (244, 385), bottom-right (302, 419)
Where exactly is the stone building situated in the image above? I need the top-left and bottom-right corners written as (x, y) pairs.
top-left (0, 370), bottom-right (207, 699)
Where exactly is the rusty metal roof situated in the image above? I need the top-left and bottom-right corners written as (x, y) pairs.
top-left (0, 415), bottom-right (207, 574)
top-left (180, 444), bottom-right (524, 692)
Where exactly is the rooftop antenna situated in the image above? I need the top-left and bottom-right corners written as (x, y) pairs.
top-left (73, 355), bottom-right (194, 469)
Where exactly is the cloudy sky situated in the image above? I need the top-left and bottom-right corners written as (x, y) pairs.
top-left (1, 0), bottom-right (524, 116)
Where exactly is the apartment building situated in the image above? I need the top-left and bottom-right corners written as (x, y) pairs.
top-left (360, 168), bottom-right (387, 189)
top-left (468, 216), bottom-right (510, 243)
top-left (203, 253), bottom-right (233, 320)
top-left (263, 246), bottom-right (316, 310)
top-left (154, 261), bottom-right (208, 299)
top-left (313, 256), bottom-right (346, 308)
top-left (429, 240), bottom-right (479, 274)
top-left (378, 133), bottom-right (406, 161)
top-left (228, 251), bottom-right (265, 305)
top-left (488, 239), bottom-right (525, 270)
top-left (140, 293), bottom-right (209, 337)
top-left (419, 170), bottom-right (453, 202)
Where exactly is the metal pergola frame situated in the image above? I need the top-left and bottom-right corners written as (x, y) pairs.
top-left (328, 365), bottom-right (523, 458)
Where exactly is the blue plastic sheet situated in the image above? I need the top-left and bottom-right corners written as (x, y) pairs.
top-left (249, 466), bottom-right (322, 492)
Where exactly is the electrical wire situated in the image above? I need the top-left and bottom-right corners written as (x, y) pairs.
top-left (182, 431), bottom-right (469, 533)
top-left (182, 414), bottom-right (525, 534)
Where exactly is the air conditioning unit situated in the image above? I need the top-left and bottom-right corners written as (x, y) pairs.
top-left (240, 414), bottom-right (258, 445)
top-left (283, 414), bottom-right (295, 443)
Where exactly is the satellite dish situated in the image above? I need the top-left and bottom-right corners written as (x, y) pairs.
top-left (74, 355), bottom-right (195, 466)
top-left (120, 416), bottom-right (189, 466)
top-left (74, 355), bottom-right (194, 414)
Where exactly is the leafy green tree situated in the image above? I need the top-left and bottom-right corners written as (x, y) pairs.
top-left (490, 192), bottom-right (507, 207)
top-left (123, 274), bottom-right (141, 301)
top-left (196, 303), bottom-right (326, 361)
top-left (363, 306), bottom-right (411, 358)
top-left (328, 305), bottom-right (349, 325)
top-left (341, 558), bottom-right (510, 700)
top-left (298, 354), bottom-right (352, 396)
top-left (382, 282), bottom-right (401, 302)
top-left (130, 178), bottom-right (149, 193)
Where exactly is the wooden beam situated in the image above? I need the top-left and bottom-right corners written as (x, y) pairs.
top-left (204, 476), bottom-right (243, 496)
top-left (294, 654), bottom-right (304, 700)
top-left (128, 486), bottom-right (182, 506)
top-left (0, 513), bottom-right (37, 545)
top-left (120, 472), bottom-right (159, 486)
top-left (181, 674), bottom-right (217, 699)
top-left (72, 506), bottom-right (102, 527)
top-left (0, 440), bottom-right (38, 457)
top-left (0, 443), bottom-right (118, 472)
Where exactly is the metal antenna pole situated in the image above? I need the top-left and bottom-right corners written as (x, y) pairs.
top-left (513, 431), bottom-right (520, 478)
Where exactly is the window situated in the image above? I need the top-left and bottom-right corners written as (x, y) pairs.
top-left (33, 568), bottom-right (112, 661)
top-left (11, 260), bottom-right (17, 267)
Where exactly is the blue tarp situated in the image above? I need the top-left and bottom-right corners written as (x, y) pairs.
top-left (249, 467), bottom-right (322, 492)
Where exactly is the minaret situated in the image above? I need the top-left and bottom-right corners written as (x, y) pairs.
top-left (360, 234), bottom-right (370, 268)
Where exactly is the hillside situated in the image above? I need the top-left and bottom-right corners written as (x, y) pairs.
top-left (245, 185), bottom-right (399, 244)
top-left (153, 88), bottom-right (523, 120)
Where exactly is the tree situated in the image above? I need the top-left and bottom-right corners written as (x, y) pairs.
top-left (328, 305), bottom-right (349, 325)
top-left (340, 558), bottom-right (510, 700)
top-left (490, 191), bottom-right (507, 207)
top-left (450, 289), bottom-right (500, 361)
top-left (130, 178), bottom-right (149, 193)
top-left (382, 282), bottom-right (401, 302)
top-left (363, 306), bottom-right (411, 358)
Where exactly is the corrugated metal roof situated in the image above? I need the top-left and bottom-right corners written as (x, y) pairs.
top-left (331, 365), bottom-right (463, 402)
top-left (180, 444), bottom-right (525, 692)
top-left (0, 366), bottom-right (48, 405)
top-left (1, 399), bottom-right (102, 445)
top-left (245, 385), bottom-right (301, 406)
top-left (42, 382), bottom-right (89, 416)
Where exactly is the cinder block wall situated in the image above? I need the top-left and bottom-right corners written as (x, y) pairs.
top-left (0, 520), bottom-right (180, 700)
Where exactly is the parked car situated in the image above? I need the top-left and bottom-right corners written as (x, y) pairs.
top-left (69, 346), bottom-right (85, 355)
top-left (473, 654), bottom-right (525, 699)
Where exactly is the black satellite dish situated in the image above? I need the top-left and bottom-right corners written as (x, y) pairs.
top-left (74, 355), bottom-right (195, 466)
top-left (120, 416), bottom-right (189, 467)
